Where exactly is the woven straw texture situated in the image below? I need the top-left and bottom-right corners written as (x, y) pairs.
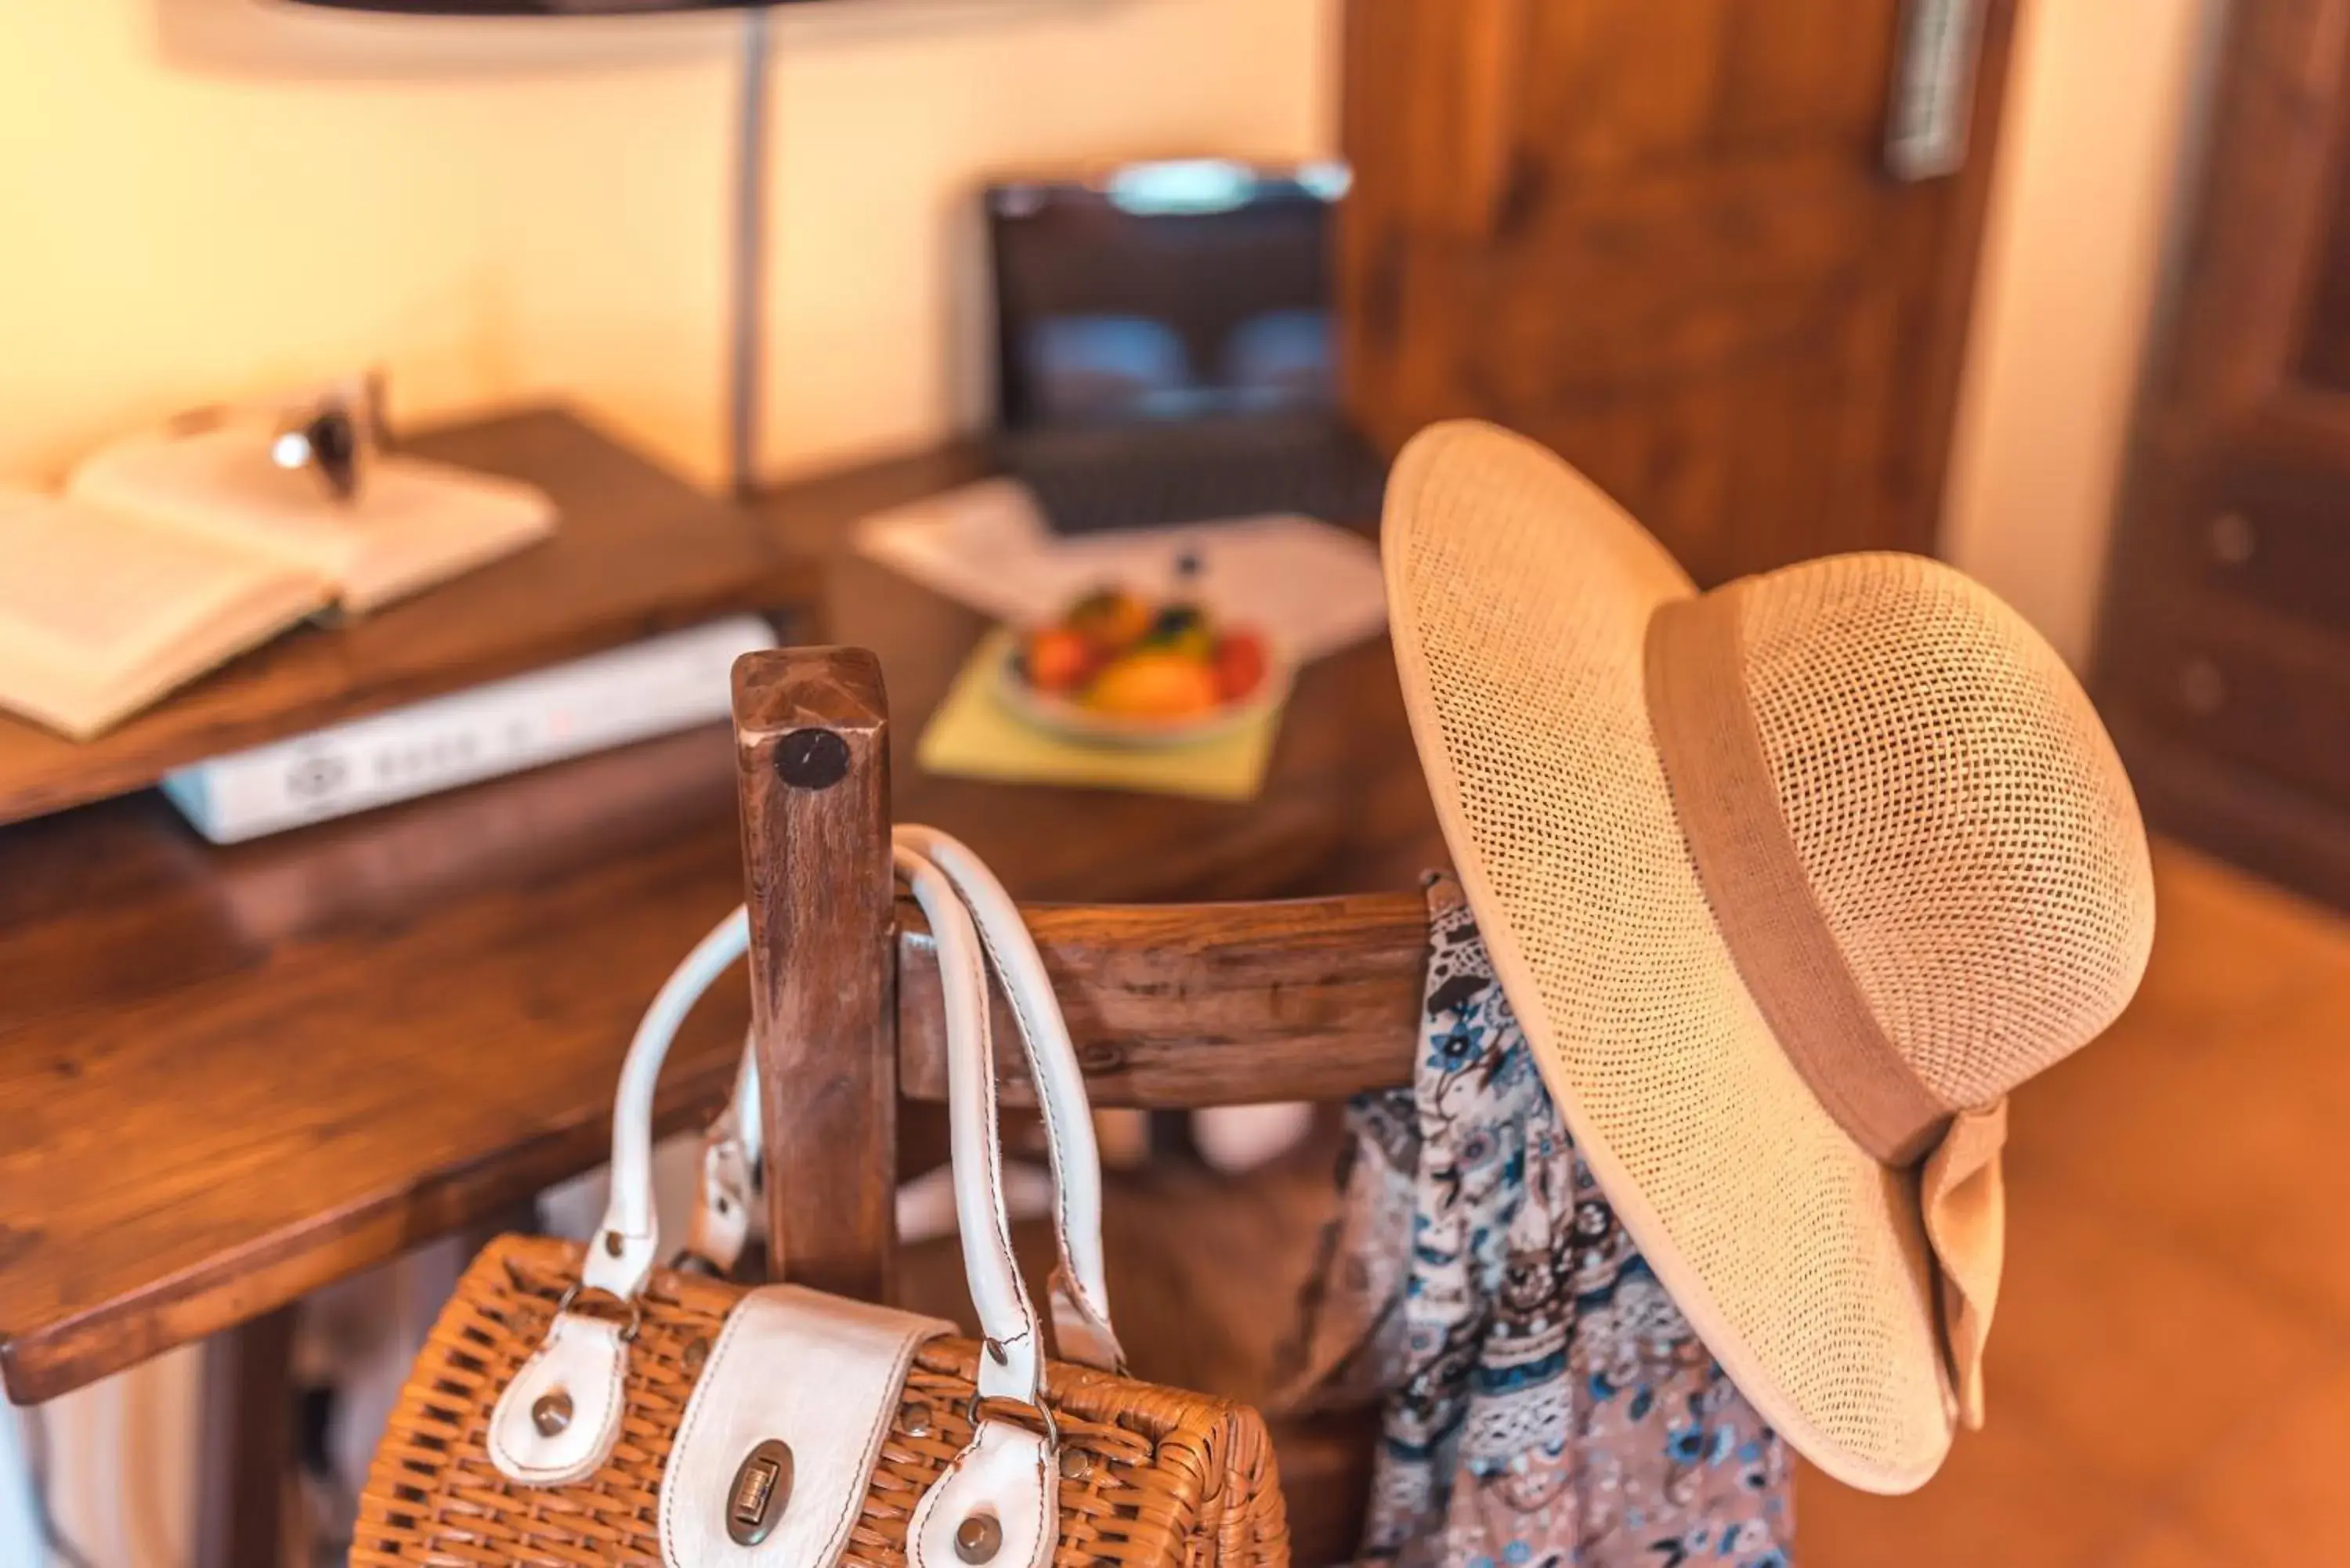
top-left (352, 1236), bottom-right (1289, 1568)
top-left (1382, 422), bottom-right (2153, 1496)
top-left (1730, 556), bottom-right (2153, 1107)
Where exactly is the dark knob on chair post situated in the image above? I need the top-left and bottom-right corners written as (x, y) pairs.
top-left (775, 728), bottom-right (851, 790)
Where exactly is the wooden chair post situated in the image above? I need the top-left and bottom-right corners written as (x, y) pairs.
top-left (733, 646), bottom-right (898, 1302)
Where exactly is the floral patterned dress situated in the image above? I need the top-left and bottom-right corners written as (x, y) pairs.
top-left (1278, 875), bottom-right (1794, 1568)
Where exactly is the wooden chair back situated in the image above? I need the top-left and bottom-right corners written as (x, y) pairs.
top-left (732, 647), bottom-right (1426, 1303)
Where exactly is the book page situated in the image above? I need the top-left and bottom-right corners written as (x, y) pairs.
top-left (328, 457), bottom-right (558, 612)
top-left (0, 489), bottom-right (327, 737)
top-left (67, 428), bottom-right (556, 612)
top-left (0, 490), bottom-right (305, 666)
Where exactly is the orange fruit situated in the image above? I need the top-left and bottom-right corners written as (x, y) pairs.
top-left (1086, 651), bottom-right (1221, 720)
top-left (1064, 588), bottom-right (1155, 654)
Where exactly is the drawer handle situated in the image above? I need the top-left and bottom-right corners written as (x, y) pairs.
top-left (2179, 658), bottom-right (2228, 717)
top-left (2207, 511), bottom-right (2257, 566)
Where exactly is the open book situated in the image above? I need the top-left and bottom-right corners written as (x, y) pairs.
top-left (0, 428), bottom-right (555, 740)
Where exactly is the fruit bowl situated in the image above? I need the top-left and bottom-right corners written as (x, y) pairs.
top-left (994, 590), bottom-right (1292, 750)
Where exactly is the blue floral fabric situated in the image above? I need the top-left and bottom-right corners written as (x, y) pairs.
top-left (1278, 874), bottom-right (1793, 1568)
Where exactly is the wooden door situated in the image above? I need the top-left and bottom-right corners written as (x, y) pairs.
top-left (2094, 0), bottom-right (2350, 908)
top-left (1340, 0), bottom-right (2017, 584)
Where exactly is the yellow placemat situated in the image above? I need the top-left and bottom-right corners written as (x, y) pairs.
top-left (916, 632), bottom-right (1281, 802)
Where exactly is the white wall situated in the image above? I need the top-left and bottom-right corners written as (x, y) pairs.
top-left (0, 0), bottom-right (1341, 490)
top-left (1938, 0), bottom-right (2218, 668)
top-left (2, 0), bottom-right (2202, 649)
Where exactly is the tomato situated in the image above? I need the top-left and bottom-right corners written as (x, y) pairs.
top-left (1022, 626), bottom-right (1095, 694)
top-left (1212, 630), bottom-right (1269, 702)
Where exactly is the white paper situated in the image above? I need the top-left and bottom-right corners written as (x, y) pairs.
top-left (853, 479), bottom-right (1387, 664)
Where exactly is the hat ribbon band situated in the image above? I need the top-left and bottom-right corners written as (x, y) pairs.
top-left (1644, 589), bottom-right (2005, 1427)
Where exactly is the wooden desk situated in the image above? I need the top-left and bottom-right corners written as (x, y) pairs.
top-left (772, 453), bottom-right (1442, 901)
top-left (0, 439), bottom-right (1437, 1563)
top-left (0, 406), bottom-right (811, 826)
top-left (0, 729), bottom-right (754, 1401)
top-left (0, 441), bottom-right (1437, 1397)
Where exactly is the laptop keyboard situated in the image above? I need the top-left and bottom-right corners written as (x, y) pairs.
top-left (1011, 429), bottom-right (1389, 535)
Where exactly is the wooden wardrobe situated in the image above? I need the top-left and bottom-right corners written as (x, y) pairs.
top-left (2095, 0), bottom-right (2350, 909)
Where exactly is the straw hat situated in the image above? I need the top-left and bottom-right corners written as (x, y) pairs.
top-left (1383, 421), bottom-right (2155, 1494)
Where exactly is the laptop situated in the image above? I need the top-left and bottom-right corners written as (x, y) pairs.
top-left (985, 159), bottom-right (1388, 536)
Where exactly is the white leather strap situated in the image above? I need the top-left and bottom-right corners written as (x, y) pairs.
top-left (657, 1286), bottom-right (952, 1568)
top-left (683, 1036), bottom-right (764, 1277)
top-left (906, 1421), bottom-right (1058, 1568)
top-left (488, 1312), bottom-right (629, 1487)
top-left (899, 829), bottom-right (1119, 1565)
top-left (896, 844), bottom-right (1047, 1407)
top-left (685, 1109), bottom-right (757, 1277)
top-left (893, 826), bottom-right (1125, 1375)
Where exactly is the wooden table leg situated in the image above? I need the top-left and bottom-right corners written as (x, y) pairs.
top-left (193, 1306), bottom-right (296, 1568)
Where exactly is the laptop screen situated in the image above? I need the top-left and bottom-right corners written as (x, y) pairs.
top-left (986, 160), bottom-right (1350, 432)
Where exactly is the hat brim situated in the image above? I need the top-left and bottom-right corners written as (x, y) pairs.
top-left (1383, 421), bottom-right (1954, 1494)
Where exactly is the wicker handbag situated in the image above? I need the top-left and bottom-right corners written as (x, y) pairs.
top-left (352, 826), bottom-right (1289, 1568)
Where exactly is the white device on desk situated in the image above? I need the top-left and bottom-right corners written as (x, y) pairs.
top-left (162, 615), bottom-right (776, 844)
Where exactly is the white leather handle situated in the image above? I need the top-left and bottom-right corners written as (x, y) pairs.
top-left (898, 832), bottom-right (1094, 1566)
top-left (578, 832), bottom-right (1117, 1350)
top-left (501, 829), bottom-right (1111, 1503)
top-left (895, 844), bottom-right (1044, 1405)
top-left (893, 826), bottom-right (1124, 1375)
top-left (581, 907), bottom-right (750, 1301)
top-left (490, 905), bottom-right (749, 1488)
top-left (681, 836), bottom-right (1123, 1369)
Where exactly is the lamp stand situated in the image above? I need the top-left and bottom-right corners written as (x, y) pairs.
top-left (727, 5), bottom-right (775, 498)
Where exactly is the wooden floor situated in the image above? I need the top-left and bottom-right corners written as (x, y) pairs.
top-left (895, 840), bottom-right (2348, 1563)
top-left (974, 840), bottom-right (2350, 1566)
top-left (1799, 841), bottom-right (2350, 1568)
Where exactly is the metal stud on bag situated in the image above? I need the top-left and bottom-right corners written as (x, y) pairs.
top-left (953, 1512), bottom-right (1003, 1564)
top-left (530, 1391), bottom-right (573, 1437)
